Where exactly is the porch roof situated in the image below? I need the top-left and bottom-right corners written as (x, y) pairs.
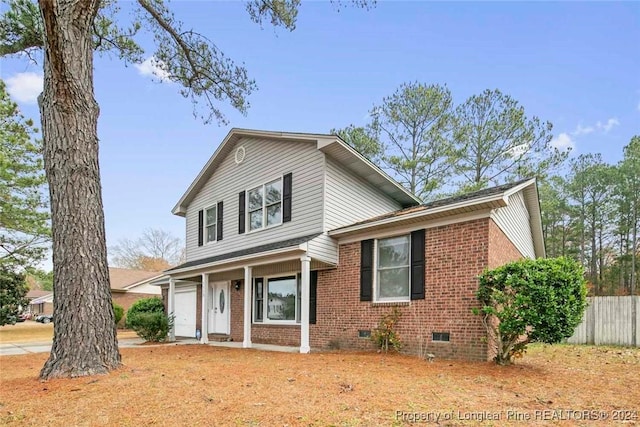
top-left (165, 233), bottom-right (321, 275)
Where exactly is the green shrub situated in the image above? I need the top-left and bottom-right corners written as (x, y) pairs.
top-left (112, 303), bottom-right (124, 326)
top-left (126, 312), bottom-right (174, 342)
top-left (371, 307), bottom-right (402, 352)
top-left (125, 297), bottom-right (164, 329)
top-left (475, 257), bottom-right (587, 365)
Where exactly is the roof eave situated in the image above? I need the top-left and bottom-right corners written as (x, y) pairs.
top-left (329, 194), bottom-right (508, 238)
top-left (166, 244), bottom-right (308, 276)
top-left (172, 129), bottom-right (335, 215)
top-left (318, 138), bottom-right (422, 207)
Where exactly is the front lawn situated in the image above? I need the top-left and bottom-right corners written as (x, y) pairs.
top-left (0, 321), bottom-right (137, 344)
top-left (0, 344), bottom-right (638, 426)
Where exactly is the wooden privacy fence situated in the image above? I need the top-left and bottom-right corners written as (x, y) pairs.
top-left (567, 296), bottom-right (639, 347)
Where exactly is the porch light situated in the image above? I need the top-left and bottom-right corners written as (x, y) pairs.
top-left (233, 280), bottom-right (241, 291)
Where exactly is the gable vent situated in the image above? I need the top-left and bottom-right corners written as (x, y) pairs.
top-left (234, 146), bottom-right (246, 164)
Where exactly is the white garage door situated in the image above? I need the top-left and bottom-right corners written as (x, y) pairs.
top-left (174, 288), bottom-right (197, 338)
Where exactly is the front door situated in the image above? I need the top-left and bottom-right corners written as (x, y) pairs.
top-left (209, 281), bottom-right (230, 334)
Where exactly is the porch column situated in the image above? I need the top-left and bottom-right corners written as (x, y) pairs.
top-left (300, 255), bottom-right (311, 353)
top-left (243, 266), bottom-right (252, 348)
top-left (201, 273), bottom-right (209, 344)
top-left (168, 277), bottom-right (176, 341)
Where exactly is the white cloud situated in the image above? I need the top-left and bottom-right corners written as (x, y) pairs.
top-left (572, 124), bottom-right (594, 136)
top-left (134, 57), bottom-right (171, 82)
top-left (5, 72), bottom-right (43, 104)
top-left (596, 118), bottom-right (620, 133)
top-left (550, 133), bottom-right (575, 151)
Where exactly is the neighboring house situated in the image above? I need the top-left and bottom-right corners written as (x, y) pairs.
top-left (26, 290), bottom-right (54, 315)
top-left (160, 128), bottom-right (544, 361)
top-left (109, 267), bottom-right (163, 315)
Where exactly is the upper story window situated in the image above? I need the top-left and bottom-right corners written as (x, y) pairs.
top-left (375, 235), bottom-right (411, 301)
top-left (238, 173), bottom-right (291, 235)
top-left (248, 178), bottom-right (282, 232)
top-left (198, 201), bottom-right (223, 247)
top-left (204, 205), bottom-right (217, 243)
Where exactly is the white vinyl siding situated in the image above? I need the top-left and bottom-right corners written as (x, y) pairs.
top-left (185, 137), bottom-right (324, 261)
top-left (324, 157), bottom-right (402, 231)
top-left (307, 233), bottom-right (338, 265)
top-left (491, 191), bottom-right (535, 258)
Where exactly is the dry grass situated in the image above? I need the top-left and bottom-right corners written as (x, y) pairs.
top-left (0, 322), bottom-right (138, 344)
top-left (0, 344), bottom-right (638, 426)
top-left (0, 322), bottom-right (54, 343)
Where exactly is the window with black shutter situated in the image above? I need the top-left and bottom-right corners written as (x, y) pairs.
top-left (197, 210), bottom-right (204, 247)
top-left (360, 239), bottom-right (374, 301)
top-left (238, 191), bottom-right (246, 234)
top-left (216, 201), bottom-right (223, 241)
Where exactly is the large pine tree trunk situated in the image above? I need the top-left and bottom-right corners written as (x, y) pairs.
top-left (38, 0), bottom-right (121, 379)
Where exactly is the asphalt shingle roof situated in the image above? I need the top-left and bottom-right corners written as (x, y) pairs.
top-left (166, 233), bottom-right (321, 272)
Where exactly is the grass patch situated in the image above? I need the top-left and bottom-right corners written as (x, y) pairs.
top-left (0, 344), bottom-right (638, 425)
top-left (0, 321), bottom-right (137, 344)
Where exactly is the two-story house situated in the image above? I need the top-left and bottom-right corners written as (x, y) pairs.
top-left (160, 128), bottom-right (544, 361)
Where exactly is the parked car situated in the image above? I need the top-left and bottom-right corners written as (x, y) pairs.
top-left (16, 313), bottom-right (28, 322)
top-left (36, 314), bottom-right (54, 324)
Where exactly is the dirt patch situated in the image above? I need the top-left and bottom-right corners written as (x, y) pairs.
top-left (0, 344), bottom-right (638, 426)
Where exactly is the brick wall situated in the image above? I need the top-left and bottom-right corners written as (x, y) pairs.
top-left (310, 218), bottom-right (494, 361)
top-left (230, 282), bottom-right (244, 342)
top-left (488, 219), bottom-right (524, 268)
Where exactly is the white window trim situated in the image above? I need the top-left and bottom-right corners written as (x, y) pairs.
top-left (373, 234), bottom-right (411, 303)
top-left (253, 272), bottom-right (300, 325)
top-left (203, 204), bottom-right (218, 245)
top-left (245, 176), bottom-right (284, 234)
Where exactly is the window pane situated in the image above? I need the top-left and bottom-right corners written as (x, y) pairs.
top-left (254, 279), bottom-right (263, 322)
top-left (205, 207), bottom-right (216, 226)
top-left (378, 235), bottom-right (410, 268)
top-left (206, 225), bottom-right (216, 242)
top-left (265, 179), bottom-right (282, 204)
top-left (377, 267), bottom-right (410, 299)
top-left (250, 209), bottom-right (263, 231)
top-left (267, 277), bottom-right (296, 321)
top-left (266, 203), bottom-right (281, 226)
top-left (248, 187), bottom-right (263, 211)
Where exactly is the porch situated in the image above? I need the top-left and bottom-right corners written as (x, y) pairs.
top-left (160, 239), bottom-right (335, 354)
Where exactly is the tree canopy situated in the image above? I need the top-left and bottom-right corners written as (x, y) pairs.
top-left (0, 267), bottom-right (29, 326)
top-left (0, 79), bottom-right (49, 270)
top-left (110, 228), bottom-right (184, 271)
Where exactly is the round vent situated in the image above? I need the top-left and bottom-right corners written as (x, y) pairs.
top-left (235, 146), bottom-right (246, 164)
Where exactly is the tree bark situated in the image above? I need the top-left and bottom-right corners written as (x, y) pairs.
top-left (38, 0), bottom-right (121, 379)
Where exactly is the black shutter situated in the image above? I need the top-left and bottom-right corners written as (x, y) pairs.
top-left (197, 210), bottom-right (204, 247)
top-left (283, 173), bottom-right (292, 223)
top-left (216, 201), bottom-right (223, 241)
top-left (360, 239), bottom-right (374, 301)
top-left (410, 229), bottom-right (425, 300)
top-left (238, 191), bottom-right (246, 234)
top-left (309, 270), bottom-right (318, 324)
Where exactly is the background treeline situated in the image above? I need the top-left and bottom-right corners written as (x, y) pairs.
top-left (334, 82), bottom-right (638, 296)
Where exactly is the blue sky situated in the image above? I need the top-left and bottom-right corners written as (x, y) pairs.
top-left (1, 1), bottom-right (639, 267)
